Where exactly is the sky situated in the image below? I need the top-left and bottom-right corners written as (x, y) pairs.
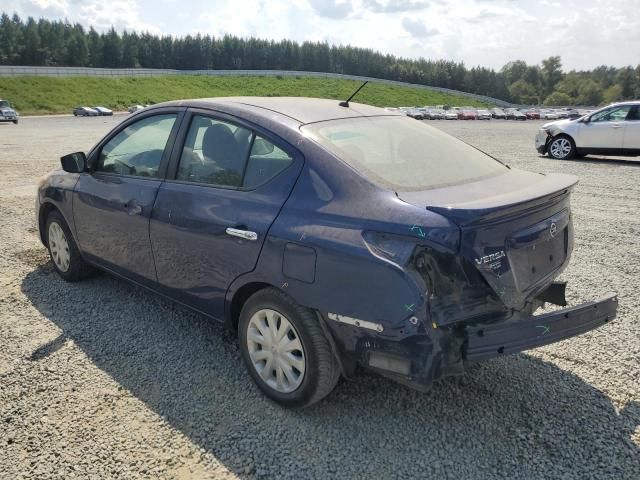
top-left (4, 0), bottom-right (640, 71)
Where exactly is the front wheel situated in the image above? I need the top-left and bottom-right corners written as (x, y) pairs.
top-left (548, 135), bottom-right (576, 160)
top-left (238, 288), bottom-right (340, 408)
top-left (46, 210), bottom-right (94, 281)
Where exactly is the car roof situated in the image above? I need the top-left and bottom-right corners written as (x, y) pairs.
top-left (610, 101), bottom-right (640, 106)
top-left (153, 96), bottom-right (400, 124)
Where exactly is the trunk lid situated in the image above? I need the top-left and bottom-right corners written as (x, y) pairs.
top-left (399, 171), bottom-right (578, 309)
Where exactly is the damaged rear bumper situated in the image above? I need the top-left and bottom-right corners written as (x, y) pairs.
top-left (464, 293), bottom-right (618, 362)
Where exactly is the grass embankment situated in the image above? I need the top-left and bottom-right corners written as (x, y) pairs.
top-left (0, 75), bottom-right (490, 115)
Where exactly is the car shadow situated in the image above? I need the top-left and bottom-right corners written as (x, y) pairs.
top-left (539, 154), bottom-right (640, 167)
top-left (20, 261), bottom-right (640, 479)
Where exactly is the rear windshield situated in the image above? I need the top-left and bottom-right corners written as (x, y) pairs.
top-left (301, 116), bottom-right (507, 191)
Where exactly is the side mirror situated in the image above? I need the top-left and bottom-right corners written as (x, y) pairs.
top-left (61, 152), bottom-right (87, 173)
top-left (252, 138), bottom-right (275, 156)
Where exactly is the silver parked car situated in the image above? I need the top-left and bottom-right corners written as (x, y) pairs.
top-left (477, 109), bottom-right (492, 120)
top-left (535, 101), bottom-right (640, 159)
top-left (92, 106), bottom-right (113, 116)
top-left (128, 105), bottom-right (146, 113)
top-left (73, 106), bottom-right (99, 117)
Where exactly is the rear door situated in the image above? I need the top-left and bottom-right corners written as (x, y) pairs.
top-left (579, 105), bottom-right (632, 152)
top-left (149, 109), bottom-right (303, 318)
top-left (622, 105), bottom-right (640, 151)
top-left (73, 109), bottom-right (183, 283)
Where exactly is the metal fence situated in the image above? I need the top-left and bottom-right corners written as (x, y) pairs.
top-left (0, 66), bottom-right (515, 107)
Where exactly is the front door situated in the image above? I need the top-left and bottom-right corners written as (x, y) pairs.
top-left (73, 111), bottom-right (182, 283)
top-left (150, 111), bottom-right (303, 319)
top-left (579, 105), bottom-right (632, 152)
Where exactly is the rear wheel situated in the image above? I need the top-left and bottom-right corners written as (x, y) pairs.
top-left (548, 135), bottom-right (576, 160)
top-left (46, 210), bottom-right (93, 281)
top-left (238, 288), bottom-right (340, 408)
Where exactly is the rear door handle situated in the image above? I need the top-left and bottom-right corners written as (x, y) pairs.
top-left (123, 201), bottom-right (143, 216)
top-left (611, 123), bottom-right (622, 128)
top-left (226, 227), bottom-right (258, 241)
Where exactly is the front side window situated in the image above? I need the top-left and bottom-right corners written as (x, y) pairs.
top-left (591, 106), bottom-right (632, 123)
top-left (301, 116), bottom-right (507, 191)
top-left (96, 114), bottom-right (177, 177)
top-left (177, 115), bottom-right (293, 188)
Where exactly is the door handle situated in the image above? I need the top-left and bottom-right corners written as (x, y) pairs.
top-left (611, 124), bottom-right (622, 128)
top-left (123, 202), bottom-right (143, 216)
top-left (226, 227), bottom-right (258, 241)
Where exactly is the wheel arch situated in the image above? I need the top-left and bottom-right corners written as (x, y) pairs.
top-left (38, 201), bottom-right (61, 246)
top-left (227, 281), bottom-right (276, 332)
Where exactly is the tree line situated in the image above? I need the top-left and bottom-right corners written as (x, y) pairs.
top-left (1, 12), bottom-right (639, 106)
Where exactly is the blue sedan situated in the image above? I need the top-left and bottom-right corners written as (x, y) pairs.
top-left (36, 97), bottom-right (617, 407)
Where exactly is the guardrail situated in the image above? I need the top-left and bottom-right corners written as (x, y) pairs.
top-left (0, 66), bottom-right (515, 107)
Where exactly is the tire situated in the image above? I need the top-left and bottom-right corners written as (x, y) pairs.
top-left (12, 119), bottom-right (18, 124)
top-left (238, 288), bottom-right (340, 408)
top-left (45, 210), bottom-right (94, 281)
top-left (548, 135), bottom-right (576, 160)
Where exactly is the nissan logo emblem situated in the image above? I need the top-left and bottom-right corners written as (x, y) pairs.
top-left (550, 222), bottom-right (558, 238)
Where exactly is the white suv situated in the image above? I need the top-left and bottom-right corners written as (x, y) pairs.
top-left (535, 101), bottom-right (640, 159)
top-left (0, 99), bottom-right (19, 124)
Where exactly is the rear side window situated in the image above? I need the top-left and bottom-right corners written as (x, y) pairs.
top-left (176, 114), bottom-right (293, 188)
top-left (97, 114), bottom-right (177, 177)
top-left (177, 116), bottom-right (252, 187)
top-left (243, 135), bottom-right (293, 189)
top-left (626, 106), bottom-right (640, 121)
top-left (301, 116), bottom-right (507, 191)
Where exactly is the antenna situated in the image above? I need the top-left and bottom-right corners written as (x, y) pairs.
top-left (339, 81), bottom-right (369, 108)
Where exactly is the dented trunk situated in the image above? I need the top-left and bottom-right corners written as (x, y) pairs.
top-left (401, 171), bottom-right (578, 311)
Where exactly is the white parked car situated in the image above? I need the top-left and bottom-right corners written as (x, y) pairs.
top-left (540, 110), bottom-right (559, 120)
top-left (553, 109), bottom-right (569, 119)
top-left (535, 101), bottom-right (640, 159)
top-left (0, 99), bottom-right (19, 124)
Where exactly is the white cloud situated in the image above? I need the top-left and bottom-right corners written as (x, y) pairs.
top-left (307, 0), bottom-right (353, 18)
top-left (363, 0), bottom-right (429, 13)
top-left (401, 17), bottom-right (437, 38)
top-left (4, 0), bottom-right (160, 33)
top-left (3, 0), bottom-right (639, 70)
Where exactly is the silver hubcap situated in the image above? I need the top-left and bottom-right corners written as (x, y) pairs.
top-left (246, 309), bottom-right (306, 393)
top-left (550, 138), bottom-right (571, 158)
top-left (48, 222), bottom-right (71, 272)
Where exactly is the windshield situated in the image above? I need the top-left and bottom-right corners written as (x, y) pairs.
top-left (0, 101), bottom-right (10, 108)
top-left (301, 116), bottom-right (507, 191)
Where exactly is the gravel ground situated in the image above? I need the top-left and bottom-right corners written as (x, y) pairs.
top-left (1, 115), bottom-right (639, 479)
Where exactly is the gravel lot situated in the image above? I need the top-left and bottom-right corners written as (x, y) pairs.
top-left (1, 115), bottom-right (639, 479)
